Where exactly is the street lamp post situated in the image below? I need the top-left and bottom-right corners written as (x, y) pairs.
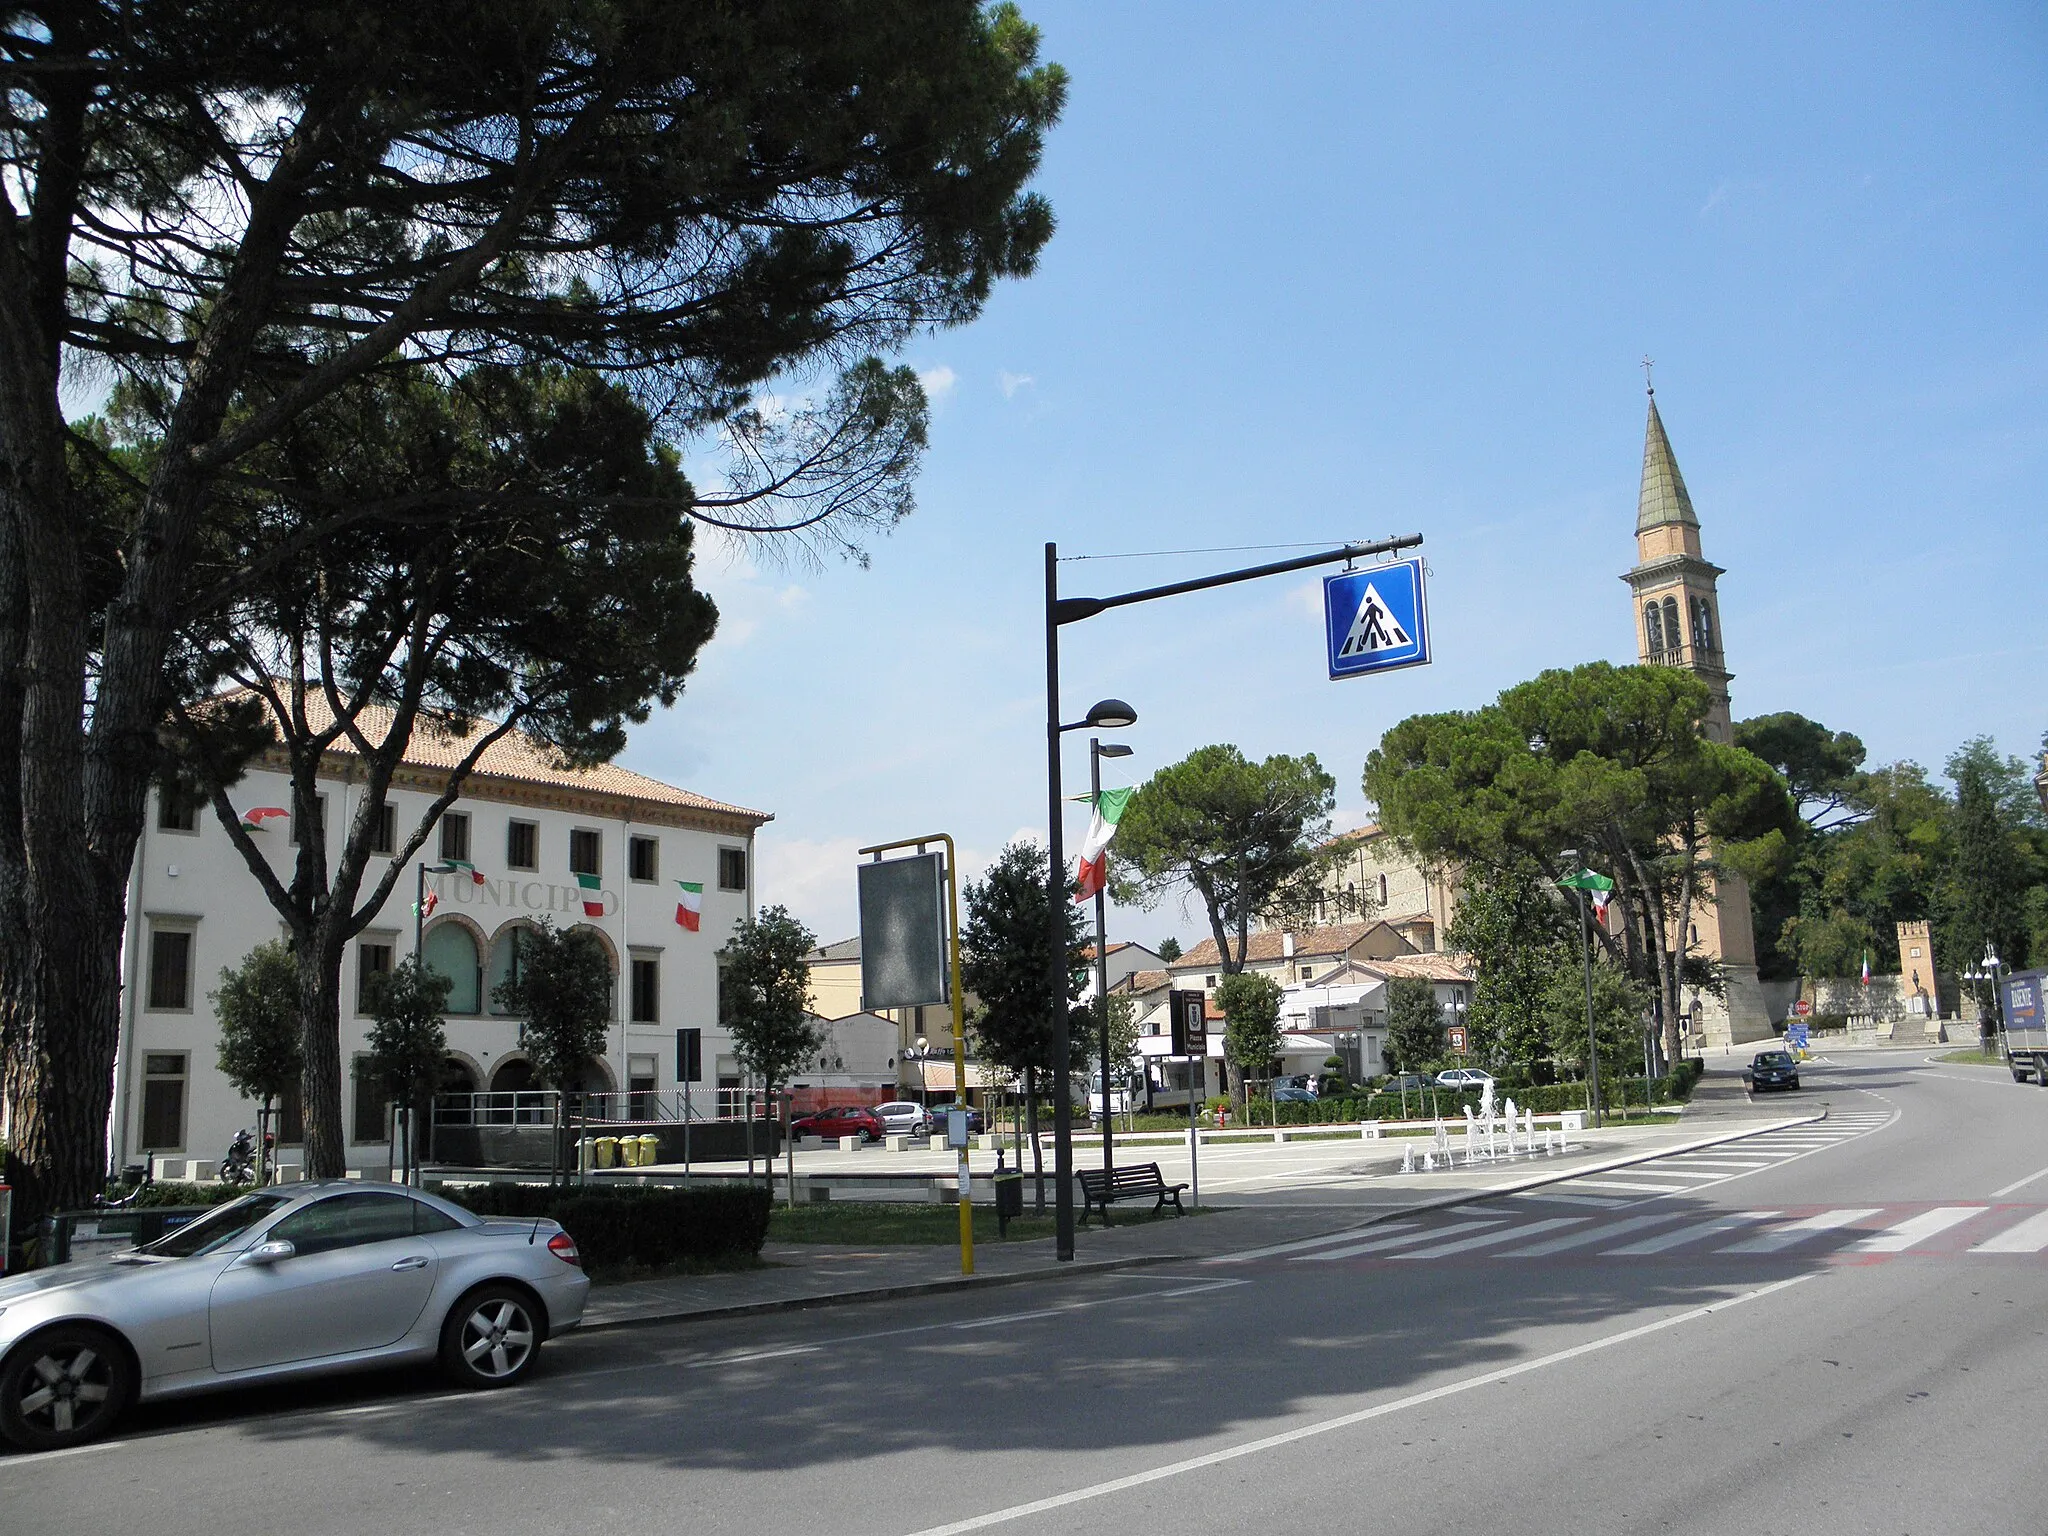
top-left (1983, 945), bottom-right (2005, 1052)
top-left (1044, 532), bottom-right (1425, 1262)
top-left (1559, 849), bottom-right (1604, 1129)
top-left (1090, 738), bottom-right (1134, 1176)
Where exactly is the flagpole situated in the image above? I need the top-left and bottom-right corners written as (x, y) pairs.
top-left (1091, 738), bottom-right (1114, 1180)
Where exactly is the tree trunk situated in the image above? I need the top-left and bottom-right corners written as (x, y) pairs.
top-left (298, 927), bottom-right (349, 1179)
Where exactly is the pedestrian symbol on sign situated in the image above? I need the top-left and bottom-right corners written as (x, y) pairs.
top-left (1335, 581), bottom-right (1411, 659)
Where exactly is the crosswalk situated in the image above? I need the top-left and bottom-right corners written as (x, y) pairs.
top-left (1215, 1199), bottom-right (2048, 1267)
top-left (1495, 1109), bottom-right (1897, 1205)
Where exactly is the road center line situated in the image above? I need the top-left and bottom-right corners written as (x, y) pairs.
top-left (899, 1274), bottom-right (1816, 1536)
top-left (1991, 1164), bottom-right (2048, 1198)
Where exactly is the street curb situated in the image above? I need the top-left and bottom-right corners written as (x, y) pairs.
top-left (576, 1254), bottom-right (1165, 1335)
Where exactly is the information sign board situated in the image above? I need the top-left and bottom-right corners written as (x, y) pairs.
top-left (1324, 557), bottom-right (1430, 679)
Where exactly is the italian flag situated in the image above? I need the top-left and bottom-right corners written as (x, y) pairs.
top-left (675, 880), bottom-right (704, 932)
top-left (444, 859), bottom-right (486, 886)
top-left (412, 891), bottom-right (439, 919)
top-left (1072, 787), bottom-right (1133, 903)
top-left (1861, 949), bottom-right (1871, 986)
top-left (575, 872), bottom-right (604, 918)
top-left (240, 806), bottom-right (288, 831)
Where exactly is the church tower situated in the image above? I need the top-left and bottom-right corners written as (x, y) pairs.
top-left (1621, 382), bottom-right (1773, 1047)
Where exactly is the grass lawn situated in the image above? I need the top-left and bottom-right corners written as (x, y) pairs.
top-left (1937, 1047), bottom-right (2005, 1066)
top-left (767, 1199), bottom-right (1204, 1245)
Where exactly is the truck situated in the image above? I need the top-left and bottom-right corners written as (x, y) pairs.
top-left (2002, 970), bottom-right (2048, 1083)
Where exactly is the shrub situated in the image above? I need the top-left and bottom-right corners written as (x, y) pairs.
top-left (435, 1182), bottom-right (771, 1271)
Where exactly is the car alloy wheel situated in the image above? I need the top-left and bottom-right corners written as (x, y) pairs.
top-left (441, 1287), bottom-right (540, 1388)
top-left (0, 1325), bottom-right (134, 1451)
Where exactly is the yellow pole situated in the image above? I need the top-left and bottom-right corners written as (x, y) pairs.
top-left (858, 832), bottom-right (973, 1276)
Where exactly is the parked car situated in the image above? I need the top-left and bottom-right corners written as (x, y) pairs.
top-left (1745, 1050), bottom-right (1801, 1092)
top-left (0, 1183), bottom-right (587, 1452)
top-left (1435, 1068), bottom-right (1496, 1091)
top-left (872, 1101), bottom-right (932, 1136)
top-left (1382, 1073), bottom-right (1435, 1094)
top-left (1272, 1086), bottom-right (1318, 1104)
top-left (791, 1105), bottom-right (886, 1142)
top-left (926, 1100), bottom-right (986, 1134)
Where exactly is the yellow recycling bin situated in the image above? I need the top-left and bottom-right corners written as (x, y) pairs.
top-left (636, 1134), bottom-right (660, 1166)
top-left (594, 1136), bottom-right (619, 1169)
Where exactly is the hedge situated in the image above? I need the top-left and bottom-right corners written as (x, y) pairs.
top-left (1252, 1063), bottom-right (1705, 1126)
top-left (434, 1182), bottom-right (771, 1271)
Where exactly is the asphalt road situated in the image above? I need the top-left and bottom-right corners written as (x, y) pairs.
top-left (7, 1051), bottom-right (2045, 1535)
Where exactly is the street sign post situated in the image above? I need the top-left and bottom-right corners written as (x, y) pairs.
top-left (1324, 557), bottom-right (1430, 680)
top-left (1168, 988), bottom-right (1207, 1209)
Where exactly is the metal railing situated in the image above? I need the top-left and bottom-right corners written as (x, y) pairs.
top-left (432, 1090), bottom-right (559, 1127)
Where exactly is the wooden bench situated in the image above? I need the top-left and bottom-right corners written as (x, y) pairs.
top-left (1075, 1162), bottom-right (1189, 1226)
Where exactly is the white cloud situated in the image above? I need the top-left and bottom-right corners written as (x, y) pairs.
top-left (918, 365), bottom-right (958, 402)
top-left (757, 835), bottom-right (869, 942)
top-left (999, 370), bottom-right (1036, 399)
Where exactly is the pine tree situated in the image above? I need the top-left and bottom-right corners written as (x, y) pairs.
top-left (1385, 978), bottom-right (1446, 1074)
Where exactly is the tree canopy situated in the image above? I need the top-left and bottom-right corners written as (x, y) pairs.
top-left (212, 941), bottom-right (303, 1110)
top-left (1215, 971), bottom-right (1283, 1100)
top-left (492, 920), bottom-right (612, 1093)
top-left (721, 905), bottom-right (824, 1098)
top-left (1383, 978), bottom-right (1444, 1075)
top-left (1112, 745), bottom-right (1343, 974)
top-left (961, 838), bottom-right (1086, 1085)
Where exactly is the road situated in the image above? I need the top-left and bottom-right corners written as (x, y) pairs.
top-left (7, 1051), bottom-right (2045, 1535)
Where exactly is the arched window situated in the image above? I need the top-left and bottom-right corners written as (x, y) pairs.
top-left (1644, 601), bottom-right (1665, 656)
top-left (1692, 596), bottom-right (1716, 655)
top-left (422, 923), bottom-right (480, 1014)
top-left (486, 926), bottom-right (531, 1016)
top-left (1378, 873), bottom-right (1389, 906)
top-left (1662, 597), bottom-right (1681, 658)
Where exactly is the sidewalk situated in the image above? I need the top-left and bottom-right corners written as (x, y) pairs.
top-left (579, 1078), bottom-right (1819, 1333)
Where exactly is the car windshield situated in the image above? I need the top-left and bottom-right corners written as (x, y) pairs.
top-left (137, 1193), bottom-right (292, 1259)
top-left (1756, 1052), bottom-right (1792, 1067)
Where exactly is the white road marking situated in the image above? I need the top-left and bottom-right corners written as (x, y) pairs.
top-left (1499, 1213), bottom-right (1682, 1256)
top-left (1605, 1212), bottom-right (1779, 1255)
top-left (1391, 1217), bottom-right (1585, 1260)
top-left (691, 1344), bottom-right (822, 1367)
top-left (1568, 1179), bottom-right (1694, 1194)
top-left (1848, 1207), bottom-right (1986, 1254)
top-left (1719, 1208), bottom-right (1882, 1254)
top-left (898, 1275), bottom-right (1817, 1536)
top-left (1206, 1224), bottom-right (1411, 1265)
top-left (1991, 1164), bottom-right (2048, 1199)
top-left (1969, 1209), bottom-right (2048, 1255)
top-left (1295, 1219), bottom-right (1504, 1262)
top-left (1513, 1191), bottom-right (1630, 1208)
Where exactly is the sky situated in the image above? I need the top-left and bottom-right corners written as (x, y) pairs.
top-left (621, 3), bottom-right (2048, 951)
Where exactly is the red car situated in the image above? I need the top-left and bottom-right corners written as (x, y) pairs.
top-left (792, 1105), bottom-right (886, 1143)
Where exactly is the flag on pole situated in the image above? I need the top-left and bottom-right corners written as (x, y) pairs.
top-left (1555, 867), bottom-right (1615, 893)
top-left (240, 806), bottom-right (288, 831)
top-left (574, 872), bottom-right (604, 917)
top-left (444, 859), bottom-right (486, 886)
top-left (1072, 787), bottom-right (1133, 902)
top-left (675, 880), bottom-right (704, 932)
top-left (1861, 949), bottom-right (1871, 986)
top-left (412, 891), bottom-right (439, 920)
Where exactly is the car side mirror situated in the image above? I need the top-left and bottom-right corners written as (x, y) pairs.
top-left (244, 1239), bottom-right (295, 1266)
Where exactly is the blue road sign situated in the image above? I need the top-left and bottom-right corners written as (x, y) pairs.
top-left (1324, 557), bottom-right (1430, 679)
top-left (1787, 1020), bottom-right (1810, 1050)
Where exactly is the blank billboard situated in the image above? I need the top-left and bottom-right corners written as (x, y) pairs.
top-left (859, 852), bottom-right (949, 1010)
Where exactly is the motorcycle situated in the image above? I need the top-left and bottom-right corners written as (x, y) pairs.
top-left (217, 1126), bottom-right (272, 1186)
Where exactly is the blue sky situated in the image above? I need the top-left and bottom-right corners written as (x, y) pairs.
top-left (626, 3), bottom-right (2048, 949)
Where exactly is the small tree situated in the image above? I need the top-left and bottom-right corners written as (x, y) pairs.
top-left (493, 921), bottom-right (613, 1094)
top-left (1385, 978), bottom-right (1445, 1075)
top-left (365, 958), bottom-right (451, 1180)
top-left (723, 906), bottom-right (826, 1101)
top-left (1544, 962), bottom-right (1650, 1096)
top-left (1216, 971), bottom-right (1284, 1105)
top-left (1157, 937), bottom-right (1183, 963)
top-left (212, 942), bottom-right (303, 1175)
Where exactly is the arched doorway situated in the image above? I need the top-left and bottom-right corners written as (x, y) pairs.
top-left (426, 1056), bottom-right (483, 1158)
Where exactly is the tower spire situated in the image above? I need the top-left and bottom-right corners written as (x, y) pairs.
top-left (1637, 387), bottom-right (1698, 534)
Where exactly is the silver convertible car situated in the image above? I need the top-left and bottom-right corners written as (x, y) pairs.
top-left (0, 1182), bottom-right (588, 1451)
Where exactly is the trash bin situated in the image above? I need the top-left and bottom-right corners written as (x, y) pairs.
top-left (636, 1134), bottom-right (660, 1166)
top-left (994, 1171), bottom-right (1024, 1238)
top-left (595, 1136), bottom-right (619, 1169)
top-left (577, 1137), bottom-right (596, 1173)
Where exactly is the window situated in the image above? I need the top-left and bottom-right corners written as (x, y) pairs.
top-left (1692, 596), bottom-right (1716, 655)
top-left (1644, 601), bottom-right (1665, 656)
top-left (156, 781), bottom-right (200, 833)
top-left (423, 923), bottom-right (481, 1014)
top-left (718, 846), bottom-right (747, 891)
top-left (147, 925), bottom-right (194, 1011)
top-left (1299, 965), bottom-right (1312, 980)
top-left (356, 937), bottom-right (395, 1015)
top-left (1661, 597), bottom-right (1681, 658)
top-left (269, 1192), bottom-right (419, 1256)
top-left (507, 819), bottom-right (538, 871)
top-left (630, 955), bottom-right (660, 1023)
top-left (488, 928), bottom-right (528, 1016)
top-left (439, 811), bottom-right (470, 863)
top-left (717, 1074), bottom-right (743, 1119)
top-left (140, 1053), bottom-right (187, 1149)
top-left (370, 803), bottom-right (396, 856)
top-left (569, 828), bottom-right (602, 878)
top-left (290, 794), bottom-right (327, 846)
top-left (1205, 975), bottom-right (1217, 988)
top-left (351, 1058), bottom-right (391, 1144)
top-left (629, 834), bottom-right (659, 883)
top-left (628, 1053), bottom-right (658, 1119)
top-left (1378, 873), bottom-right (1389, 905)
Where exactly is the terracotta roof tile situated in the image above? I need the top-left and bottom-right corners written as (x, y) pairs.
top-left (1169, 921), bottom-right (1387, 971)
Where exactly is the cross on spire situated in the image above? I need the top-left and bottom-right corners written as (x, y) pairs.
top-left (1641, 355), bottom-right (1655, 397)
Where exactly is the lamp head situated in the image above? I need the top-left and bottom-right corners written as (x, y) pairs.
top-left (914, 1035), bottom-right (928, 1053)
top-left (1097, 742), bottom-right (1134, 759)
top-left (1985, 944), bottom-right (2002, 969)
top-left (1085, 698), bottom-right (1138, 730)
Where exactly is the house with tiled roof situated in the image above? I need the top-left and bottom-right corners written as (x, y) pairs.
top-left (114, 701), bottom-right (770, 1178)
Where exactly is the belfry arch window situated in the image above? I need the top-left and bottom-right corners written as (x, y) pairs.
top-left (1692, 596), bottom-right (1716, 655)
top-left (1661, 597), bottom-right (1681, 659)
top-left (1644, 601), bottom-right (1665, 656)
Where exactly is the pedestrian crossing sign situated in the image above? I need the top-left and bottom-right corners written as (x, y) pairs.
top-left (1324, 557), bottom-right (1430, 679)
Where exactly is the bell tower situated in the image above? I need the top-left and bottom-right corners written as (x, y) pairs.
top-left (1621, 376), bottom-right (1773, 1046)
